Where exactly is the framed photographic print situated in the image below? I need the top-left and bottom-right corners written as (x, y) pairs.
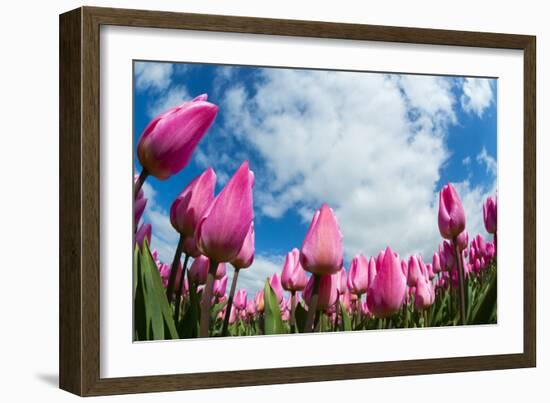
top-left (59, 6), bottom-right (536, 396)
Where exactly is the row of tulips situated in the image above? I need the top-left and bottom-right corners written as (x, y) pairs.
top-left (133, 94), bottom-right (497, 340)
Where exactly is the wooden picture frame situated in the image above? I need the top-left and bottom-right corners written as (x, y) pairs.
top-left (59, 6), bottom-right (536, 396)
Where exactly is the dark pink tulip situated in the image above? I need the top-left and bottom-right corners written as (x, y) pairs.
top-left (170, 168), bottom-right (216, 239)
top-left (269, 273), bottom-right (284, 302)
top-left (213, 274), bottom-right (227, 298)
top-left (299, 204), bottom-right (344, 276)
top-left (432, 252), bottom-right (441, 273)
top-left (135, 223), bottom-right (152, 246)
top-left (456, 230), bottom-right (469, 251)
top-left (366, 247), bottom-right (407, 318)
top-left (438, 183), bottom-right (466, 240)
top-left (134, 197), bottom-right (147, 225)
top-left (254, 290), bottom-right (265, 313)
top-left (183, 236), bottom-right (201, 258)
top-left (281, 248), bottom-right (308, 291)
top-left (414, 277), bottom-right (435, 310)
top-left (137, 94), bottom-right (218, 180)
top-left (188, 255), bottom-right (209, 285)
top-left (347, 254), bottom-right (369, 295)
top-left (483, 196), bottom-right (497, 234)
top-left (233, 289), bottom-right (247, 310)
top-left (196, 161), bottom-right (254, 263)
top-left (303, 274), bottom-right (338, 311)
top-left (407, 255), bottom-right (424, 288)
top-left (474, 234), bottom-right (487, 257)
top-left (230, 222), bottom-right (255, 271)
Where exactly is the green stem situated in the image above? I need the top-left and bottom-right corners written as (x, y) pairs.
top-left (173, 253), bottom-right (190, 324)
top-left (304, 274), bottom-right (321, 333)
top-left (453, 239), bottom-right (466, 326)
top-left (221, 268), bottom-right (240, 337)
top-left (199, 259), bottom-right (218, 337)
top-left (166, 234), bottom-right (185, 304)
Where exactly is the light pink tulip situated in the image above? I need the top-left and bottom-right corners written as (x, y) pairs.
top-left (483, 196), bottom-right (497, 234)
top-left (303, 273), bottom-right (338, 311)
top-left (135, 223), bottom-right (152, 246)
top-left (233, 289), bottom-right (247, 310)
top-left (366, 247), bottom-right (407, 318)
top-left (438, 183), bottom-right (466, 240)
top-left (230, 222), bottom-right (255, 270)
top-left (137, 94), bottom-right (218, 180)
top-left (347, 254), bottom-right (369, 295)
top-left (269, 273), bottom-right (284, 302)
top-left (170, 168), bottom-right (216, 239)
top-left (299, 204), bottom-right (343, 276)
top-left (281, 248), bottom-right (308, 292)
top-left (196, 161), bottom-right (254, 263)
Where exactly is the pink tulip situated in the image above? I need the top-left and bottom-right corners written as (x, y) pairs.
top-left (188, 255), bottom-right (209, 285)
top-left (425, 263), bottom-right (435, 280)
top-left (438, 183), bottom-right (466, 240)
top-left (158, 263), bottom-right (171, 288)
top-left (196, 161), bottom-right (254, 263)
top-left (246, 299), bottom-right (257, 316)
top-left (299, 204), bottom-right (343, 276)
top-left (456, 230), bottom-right (469, 251)
top-left (414, 277), bottom-right (435, 310)
top-left (135, 223), bottom-right (152, 246)
top-left (228, 305), bottom-right (238, 325)
top-left (233, 289), bottom-right (247, 310)
top-left (347, 254), bottom-right (369, 295)
top-left (269, 273), bottom-right (284, 302)
top-left (368, 257), bottom-right (377, 285)
top-left (441, 241), bottom-right (455, 271)
top-left (483, 196), bottom-right (497, 234)
top-left (432, 252), bottom-right (441, 273)
top-left (340, 290), bottom-right (352, 312)
top-left (281, 248), bottom-right (308, 291)
top-left (366, 247), bottom-right (407, 318)
top-left (215, 262), bottom-right (227, 279)
top-left (407, 255), bottom-right (424, 288)
top-left (213, 274), bottom-right (227, 298)
top-left (336, 267), bottom-right (347, 295)
top-left (303, 274), bottom-right (338, 311)
top-left (485, 242), bottom-right (495, 262)
top-left (230, 223), bottom-right (255, 270)
top-left (137, 94), bottom-right (218, 180)
top-left (170, 168), bottom-right (216, 240)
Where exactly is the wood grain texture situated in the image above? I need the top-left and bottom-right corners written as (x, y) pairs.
top-left (59, 6), bottom-right (537, 396)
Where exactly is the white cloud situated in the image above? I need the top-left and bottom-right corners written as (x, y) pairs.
top-left (477, 147), bottom-right (497, 176)
top-left (226, 254), bottom-right (286, 297)
top-left (135, 62), bottom-right (173, 93)
top-left (462, 156), bottom-right (471, 165)
top-left (455, 180), bottom-right (497, 241)
top-left (147, 85), bottom-right (190, 119)
top-left (221, 69), bottom-right (465, 260)
top-left (460, 78), bottom-right (494, 118)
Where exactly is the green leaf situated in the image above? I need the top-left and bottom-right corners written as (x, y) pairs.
top-left (263, 279), bottom-right (286, 335)
top-left (470, 271), bottom-right (497, 325)
top-left (340, 303), bottom-right (352, 331)
top-left (133, 245), bottom-right (147, 341)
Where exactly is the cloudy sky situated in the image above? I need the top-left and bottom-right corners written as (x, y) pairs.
top-left (133, 61), bottom-right (497, 296)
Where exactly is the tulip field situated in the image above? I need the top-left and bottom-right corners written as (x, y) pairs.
top-left (133, 92), bottom-right (497, 341)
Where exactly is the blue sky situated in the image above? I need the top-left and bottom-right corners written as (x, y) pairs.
top-left (134, 61), bottom-right (497, 295)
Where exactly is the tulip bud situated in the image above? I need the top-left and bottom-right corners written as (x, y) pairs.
top-left (366, 247), bottom-right (407, 318)
top-left (170, 168), bottom-right (216, 239)
top-left (188, 255), bottom-right (209, 285)
top-left (196, 161), bottom-right (254, 263)
top-left (135, 223), bottom-right (152, 247)
top-left (137, 95), bottom-right (218, 180)
top-left (414, 277), bottom-right (435, 310)
top-left (233, 289), bottom-right (247, 310)
top-left (407, 255), bottom-right (423, 288)
top-left (303, 273), bottom-right (338, 311)
top-left (246, 299), bottom-right (257, 316)
top-left (483, 196), bottom-right (497, 234)
top-left (300, 204), bottom-right (343, 276)
top-left (432, 252), bottom-right (441, 274)
top-left (254, 290), bottom-right (265, 313)
top-left (347, 254), bottom-right (369, 295)
top-left (230, 223), bottom-right (255, 270)
top-left (213, 274), bottom-right (227, 298)
top-left (269, 273), bottom-right (284, 302)
top-left (455, 230), bottom-right (469, 251)
top-left (438, 183), bottom-right (466, 240)
top-left (336, 267), bottom-right (347, 295)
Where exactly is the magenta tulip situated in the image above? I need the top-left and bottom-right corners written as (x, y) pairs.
top-left (281, 248), bottom-right (308, 292)
top-left (366, 247), bottom-right (407, 318)
top-left (170, 168), bottom-right (216, 240)
top-left (303, 273), bottom-right (338, 311)
top-left (347, 254), bottom-right (369, 295)
top-left (233, 289), bottom-right (247, 310)
top-left (137, 94), bottom-right (218, 180)
top-left (432, 252), bottom-right (441, 274)
top-left (196, 161), bottom-right (254, 263)
top-left (483, 196), bottom-right (497, 234)
top-left (456, 230), bottom-right (469, 251)
top-left (213, 274), bottom-right (227, 298)
top-left (438, 183), bottom-right (466, 240)
top-left (299, 204), bottom-right (344, 276)
top-left (230, 222), bottom-right (255, 270)
top-left (269, 273), bottom-right (284, 302)
top-left (407, 255), bottom-right (424, 288)
top-left (135, 223), bottom-right (152, 247)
